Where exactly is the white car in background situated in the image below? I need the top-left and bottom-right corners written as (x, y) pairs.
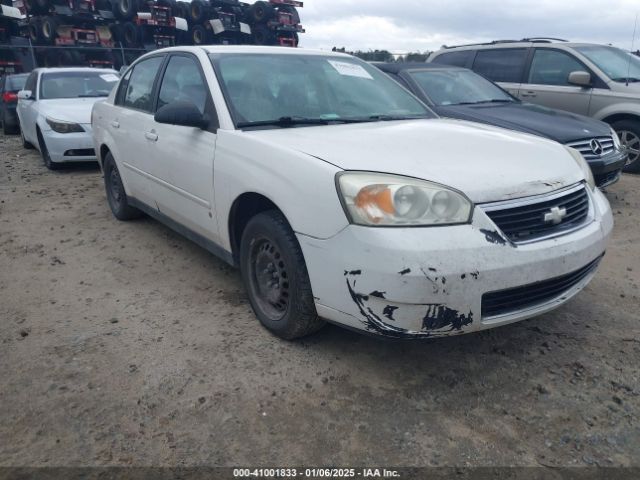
top-left (17, 67), bottom-right (119, 170)
top-left (92, 46), bottom-right (613, 340)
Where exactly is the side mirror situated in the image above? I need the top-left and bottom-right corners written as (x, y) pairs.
top-left (154, 101), bottom-right (208, 129)
top-left (17, 90), bottom-right (33, 100)
top-left (568, 71), bottom-right (591, 87)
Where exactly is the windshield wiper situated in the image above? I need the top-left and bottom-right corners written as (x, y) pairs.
top-left (611, 77), bottom-right (640, 83)
top-left (456, 99), bottom-right (514, 105)
top-left (237, 116), bottom-right (336, 128)
top-left (78, 94), bottom-right (109, 97)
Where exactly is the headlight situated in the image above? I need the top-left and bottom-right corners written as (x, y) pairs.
top-left (336, 172), bottom-right (473, 226)
top-left (565, 146), bottom-right (595, 190)
top-left (610, 127), bottom-right (621, 149)
top-left (46, 117), bottom-right (84, 134)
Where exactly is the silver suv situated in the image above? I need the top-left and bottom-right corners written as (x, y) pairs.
top-left (429, 38), bottom-right (640, 172)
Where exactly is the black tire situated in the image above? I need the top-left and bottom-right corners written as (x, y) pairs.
top-left (190, 23), bottom-right (210, 45)
top-left (252, 24), bottom-right (275, 45)
top-left (28, 18), bottom-right (42, 44)
top-left (37, 129), bottom-right (59, 170)
top-left (20, 126), bottom-right (34, 149)
top-left (240, 210), bottom-right (325, 340)
top-left (175, 0), bottom-right (189, 19)
top-left (612, 119), bottom-right (640, 173)
top-left (113, 0), bottom-right (137, 20)
top-left (44, 49), bottom-right (61, 67)
top-left (189, 0), bottom-right (209, 23)
top-left (103, 152), bottom-right (142, 220)
top-left (249, 1), bottom-right (274, 23)
top-left (40, 16), bottom-right (59, 44)
top-left (121, 21), bottom-right (141, 47)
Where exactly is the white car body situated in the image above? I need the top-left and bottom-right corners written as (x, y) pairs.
top-left (17, 67), bottom-right (119, 164)
top-left (92, 46), bottom-right (613, 339)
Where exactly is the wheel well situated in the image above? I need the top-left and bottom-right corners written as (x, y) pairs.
top-left (602, 113), bottom-right (640, 126)
top-left (99, 144), bottom-right (111, 168)
top-left (228, 193), bottom-right (282, 264)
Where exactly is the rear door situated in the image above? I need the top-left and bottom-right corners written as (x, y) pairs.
top-left (520, 48), bottom-right (593, 114)
top-left (471, 48), bottom-right (528, 97)
top-left (109, 54), bottom-right (166, 207)
top-left (145, 52), bottom-right (220, 242)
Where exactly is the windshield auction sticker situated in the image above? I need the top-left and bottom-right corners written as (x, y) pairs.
top-left (327, 60), bottom-right (374, 79)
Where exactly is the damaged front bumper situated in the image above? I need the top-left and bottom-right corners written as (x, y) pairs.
top-left (298, 186), bottom-right (613, 338)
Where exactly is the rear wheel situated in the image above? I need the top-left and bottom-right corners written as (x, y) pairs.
top-left (240, 210), bottom-right (325, 340)
top-left (103, 152), bottom-right (142, 220)
top-left (612, 119), bottom-right (640, 173)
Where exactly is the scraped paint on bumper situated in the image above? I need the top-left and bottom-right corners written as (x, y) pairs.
top-left (298, 186), bottom-right (613, 338)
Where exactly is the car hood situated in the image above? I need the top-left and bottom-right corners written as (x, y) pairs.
top-left (435, 102), bottom-right (610, 143)
top-left (246, 119), bottom-right (585, 203)
top-left (38, 98), bottom-right (104, 124)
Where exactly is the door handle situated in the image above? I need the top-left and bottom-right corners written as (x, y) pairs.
top-left (521, 91), bottom-right (537, 98)
top-left (145, 131), bottom-right (158, 142)
top-left (110, 121), bottom-right (120, 129)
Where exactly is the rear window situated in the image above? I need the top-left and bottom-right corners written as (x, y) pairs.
top-left (6, 74), bottom-right (28, 91)
top-left (472, 48), bottom-right (528, 83)
top-left (432, 50), bottom-right (473, 67)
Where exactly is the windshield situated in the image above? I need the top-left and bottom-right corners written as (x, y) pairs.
top-left (409, 69), bottom-right (514, 106)
top-left (40, 71), bottom-right (119, 99)
top-left (574, 45), bottom-right (640, 82)
top-left (210, 53), bottom-right (434, 128)
top-left (6, 74), bottom-right (28, 91)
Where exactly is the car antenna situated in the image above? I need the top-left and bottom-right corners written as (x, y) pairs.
top-left (627, 13), bottom-right (638, 86)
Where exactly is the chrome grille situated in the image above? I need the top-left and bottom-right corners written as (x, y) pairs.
top-left (481, 184), bottom-right (591, 244)
top-left (565, 136), bottom-right (615, 160)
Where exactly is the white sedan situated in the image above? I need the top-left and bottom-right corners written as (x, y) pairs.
top-left (17, 67), bottom-right (119, 170)
top-left (92, 46), bottom-right (612, 340)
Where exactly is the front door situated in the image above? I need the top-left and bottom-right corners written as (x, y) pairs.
top-left (146, 53), bottom-right (219, 242)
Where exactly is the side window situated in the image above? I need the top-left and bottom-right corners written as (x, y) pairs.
top-left (158, 55), bottom-right (208, 114)
top-left (24, 72), bottom-right (37, 93)
top-left (432, 50), bottom-right (473, 67)
top-left (115, 67), bottom-right (132, 106)
top-left (473, 48), bottom-right (528, 83)
top-left (528, 49), bottom-right (586, 86)
top-left (123, 56), bottom-right (164, 112)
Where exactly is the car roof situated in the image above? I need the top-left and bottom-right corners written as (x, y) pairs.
top-left (137, 45), bottom-right (354, 58)
top-left (374, 62), bottom-right (465, 73)
top-left (35, 67), bottom-right (118, 74)
top-left (435, 40), bottom-right (611, 53)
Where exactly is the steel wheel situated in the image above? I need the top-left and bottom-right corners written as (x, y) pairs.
top-left (108, 164), bottom-right (125, 208)
top-left (617, 129), bottom-right (640, 167)
top-left (248, 236), bottom-right (290, 322)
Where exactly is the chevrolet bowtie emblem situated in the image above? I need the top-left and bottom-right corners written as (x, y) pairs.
top-left (544, 206), bottom-right (567, 225)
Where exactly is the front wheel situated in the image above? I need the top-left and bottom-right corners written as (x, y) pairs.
top-left (37, 129), bottom-right (59, 170)
top-left (103, 152), bottom-right (142, 220)
top-left (240, 211), bottom-right (325, 340)
top-left (612, 119), bottom-right (640, 173)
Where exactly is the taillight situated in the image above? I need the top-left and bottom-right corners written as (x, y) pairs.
top-left (2, 91), bottom-right (18, 103)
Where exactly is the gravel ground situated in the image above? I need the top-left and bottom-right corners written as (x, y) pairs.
top-left (0, 131), bottom-right (639, 468)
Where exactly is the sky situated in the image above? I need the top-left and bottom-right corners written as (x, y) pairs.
top-left (297, 0), bottom-right (640, 53)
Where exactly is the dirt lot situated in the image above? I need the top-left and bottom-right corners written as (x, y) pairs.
top-left (0, 130), bottom-right (639, 468)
